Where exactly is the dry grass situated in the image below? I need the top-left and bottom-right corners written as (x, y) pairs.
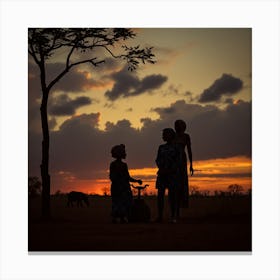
top-left (28, 195), bottom-right (251, 252)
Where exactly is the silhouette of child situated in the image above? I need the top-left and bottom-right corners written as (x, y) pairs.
top-left (109, 144), bottom-right (142, 223)
top-left (155, 128), bottom-right (180, 223)
top-left (174, 119), bottom-right (194, 212)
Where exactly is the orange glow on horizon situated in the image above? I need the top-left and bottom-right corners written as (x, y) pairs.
top-left (51, 156), bottom-right (251, 195)
top-left (193, 156), bottom-right (251, 176)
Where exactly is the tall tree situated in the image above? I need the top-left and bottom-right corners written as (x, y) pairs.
top-left (28, 28), bottom-right (155, 219)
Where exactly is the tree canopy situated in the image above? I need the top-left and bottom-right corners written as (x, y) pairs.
top-left (28, 28), bottom-right (156, 92)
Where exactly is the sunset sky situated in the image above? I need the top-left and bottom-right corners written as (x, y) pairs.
top-left (28, 28), bottom-right (252, 195)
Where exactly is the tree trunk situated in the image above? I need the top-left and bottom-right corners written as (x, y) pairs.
top-left (40, 91), bottom-right (51, 219)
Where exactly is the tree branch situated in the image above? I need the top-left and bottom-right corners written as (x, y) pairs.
top-left (46, 68), bottom-right (69, 92)
top-left (66, 45), bottom-right (76, 68)
top-left (28, 49), bottom-right (40, 66)
top-left (102, 46), bottom-right (120, 59)
top-left (47, 57), bottom-right (105, 92)
top-left (69, 58), bottom-right (105, 68)
top-left (28, 32), bottom-right (41, 65)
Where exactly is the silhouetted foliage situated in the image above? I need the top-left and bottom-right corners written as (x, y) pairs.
top-left (102, 187), bottom-right (110, 196)
top-left (228, 184), bottom-right (244, 196)
top-left (202, 190), bottom-right (210, 197)
top-left (28, 176), bottom-right (42, 197)
top-left (28, 28), bottom-right (156, 218)
top-left (214, 190), bottom-right (231, 197)
top-left (190, 186), bottom-right (211, 198)
top-left (54, 190), bottom-right (63, 197)
top-left (190, 186), bottom-right (201, 197)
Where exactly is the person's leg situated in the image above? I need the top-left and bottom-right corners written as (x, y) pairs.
top-left (168, 187), bottom-right (176, 221)
top-left (175, 186), bottom-right (180, 220)
top-left (182, 168), bottom-right (189, 208)
top-left (184, 176), bottom-right (189, 208)
top-left (157, 187), bottom-right (165, 221)
top-left (111, 196), bottom-right (120, 223)
top-left (169, 185), bottom-right (180, 223)
top-left (176, 186), bottom-right (182, 218)
top-left (122, 192), bottom-right (132, 223)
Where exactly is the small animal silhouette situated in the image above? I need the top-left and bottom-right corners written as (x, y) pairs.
top-left (67, 191), bottom-right (89, 207)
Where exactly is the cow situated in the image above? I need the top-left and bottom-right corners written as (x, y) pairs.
top-left (67, 191), bottom-right (89, 207)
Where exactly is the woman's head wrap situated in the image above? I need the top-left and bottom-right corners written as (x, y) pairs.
top-left (111, 144), bottom-right (125, 158)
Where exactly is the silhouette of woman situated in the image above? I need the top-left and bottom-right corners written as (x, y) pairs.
top-left (155, 128), bottom-right (181, 223)
top-left (174, 120), bottom-right (194, 213)
top-left (109, 144), bottom-right (142, 223)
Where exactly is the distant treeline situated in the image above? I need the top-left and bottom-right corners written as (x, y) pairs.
top-left (29, 176), bottom-right (251, 198)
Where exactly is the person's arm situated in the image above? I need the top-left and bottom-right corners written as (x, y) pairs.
top-left (125, 163), bottom-right (142, 185)
top-left (129, 176), bottom-right (142, 185)
top-left (155, 145), bottom-right (162, 168)
top-left (186, 134), bottom-right (194, 176)
top-left (155, 145), bottom-right (165, 175)
top-left (109, 162), bottom-right (114, 181)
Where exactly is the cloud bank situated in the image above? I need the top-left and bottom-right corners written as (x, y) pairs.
top-left (29, 99), bottom-right (251, 182)
top-left (49, 94), bottom-right (92, 116)
top-left (105, 68), bottom-right (168, 100)
top-left (199, 74), bottom-right (243, 102)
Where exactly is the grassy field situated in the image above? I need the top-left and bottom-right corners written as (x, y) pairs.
top-left (28, 195), bottom-right (251, 252)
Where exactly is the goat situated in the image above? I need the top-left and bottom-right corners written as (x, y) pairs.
top-left (67, 191), bottom-right (89, 207)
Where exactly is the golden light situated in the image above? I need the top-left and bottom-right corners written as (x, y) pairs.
top-left (56, 156), bottom-right (252, 195)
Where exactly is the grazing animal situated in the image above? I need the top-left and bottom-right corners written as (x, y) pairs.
top-left (67, 191), bottom-right (89, 207)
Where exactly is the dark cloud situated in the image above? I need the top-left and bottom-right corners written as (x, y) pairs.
top-left (153, 99), bottom-right (251, 160)
top-left (46, 63), bottom-right (105, 93)
top-left (105, 68), bottom-right (167, 101)
top-left (29, 61), bottom-right (109, 96)
top-left (59, 113), bottom-right (100, 131)
top-left (199, 74), bottom-right (243, 103)
top-left (28, 61), bottom-right (95, 132)
top-left (49, 94), bottom-right (92, 116)
top-left (152, 100), bottom-right (217, 120)
top-left (29, 99), bottom-right (251, 185)
top-left (104, 69), bottom-right (139, 100)
top-left (134, 75), bottom-right (168, 95)
top-left (224, 98), bottom-right (234, 104)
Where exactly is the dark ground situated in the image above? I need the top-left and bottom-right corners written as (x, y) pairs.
top-left (28, 195), bottom-right (251, 252)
